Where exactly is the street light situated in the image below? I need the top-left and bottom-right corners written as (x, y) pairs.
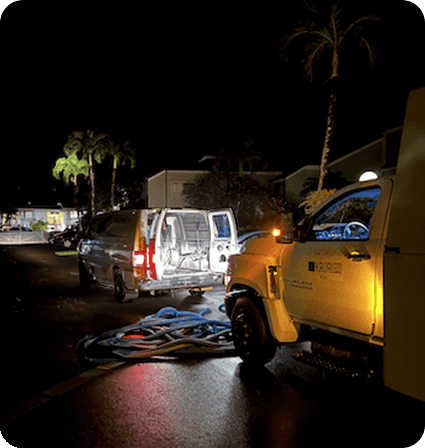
top-left (358, 170), bottom-right (379, 182)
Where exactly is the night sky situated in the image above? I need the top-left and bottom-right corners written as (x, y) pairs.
top-left (1, 1), bottom-right (424, 207)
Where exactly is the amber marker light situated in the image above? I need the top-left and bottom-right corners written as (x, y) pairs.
top-left (272, 228), bottom-right (281, 238)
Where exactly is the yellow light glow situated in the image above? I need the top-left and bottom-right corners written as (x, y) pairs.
top-left (47, 212), bottom-right (65, 225)
top-left (272, 228), bottom-right (281, 237)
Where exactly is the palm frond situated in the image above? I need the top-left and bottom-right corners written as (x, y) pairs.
top-left (357, 35), bottom-right (378, 73)
top-left (277, 26), bottom-right (333, 63)
top-left (303, 39), bottom-right (331, 79)
top-left (340, 13), bottom-right (381, 43)
top-left (52, 153), bottom-right (89, 186)
top-left (300, 0), bottom-right (320, 15)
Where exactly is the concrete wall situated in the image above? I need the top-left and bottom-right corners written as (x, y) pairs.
top-left (0, 231), bottom-right (48, 245)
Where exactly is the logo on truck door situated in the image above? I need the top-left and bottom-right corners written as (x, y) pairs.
top-left (308, 260), bottom-right (343, 282)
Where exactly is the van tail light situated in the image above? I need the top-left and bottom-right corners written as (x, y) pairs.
top-left (133, 247), bottom-right (147, 280)
top-left (133, 250), bottom-right (145, 267)
top-left (148, 239), bottom-right (157, 280)
top-left (133, 239), bottom-right (157, 281)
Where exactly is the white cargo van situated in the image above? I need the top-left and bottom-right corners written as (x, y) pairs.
top-left (78, 208), bottom-right (237, 302)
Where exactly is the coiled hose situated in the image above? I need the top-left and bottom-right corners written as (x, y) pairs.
top-left (76, 304), bottom-right (235, 364)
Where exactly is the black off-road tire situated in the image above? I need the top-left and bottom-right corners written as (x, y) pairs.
top-left (78, 261), bottom-right (91, 291)
top-left (231, 297), bottom-right (277, 366)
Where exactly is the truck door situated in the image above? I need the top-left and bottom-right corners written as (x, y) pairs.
top-left (208, 209), bottom-right (237, 274)
top-left (284, 182), bottom-right (390, 336)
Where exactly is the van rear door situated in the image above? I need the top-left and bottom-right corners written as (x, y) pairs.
top-left (154, 210), bottom-right (210, 279)
top-left (153, 209), bottom-right (237, 280)
top-left (208, 209), bottom-right (237, 273)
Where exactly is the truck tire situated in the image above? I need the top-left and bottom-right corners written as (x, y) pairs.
top-left (114, 271), bottom-right (139, 302)
top-left (114, 272), bottom-right (126, 303)
top-left (231, 297), bottom-right (277, 366)
top-left (78, 261), bottom-right (91, 291)
top-left (189, 289), bottom-right (205, 297)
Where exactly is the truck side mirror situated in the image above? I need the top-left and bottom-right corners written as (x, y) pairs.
top-left (293, 224), bottom-right (306, 242)
top-left (273, 212), bottom-right (293, 244)
top-left (293, 216), bottom-right (312, 242)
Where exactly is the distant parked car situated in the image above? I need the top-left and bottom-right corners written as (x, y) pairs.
top-left (49, 226), bottom-right (82, 249)
top-left (8, 227), bottom-right (33, 232)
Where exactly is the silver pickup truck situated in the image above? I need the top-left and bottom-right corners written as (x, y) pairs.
top-left (78, 208), bottom-right (237, 302)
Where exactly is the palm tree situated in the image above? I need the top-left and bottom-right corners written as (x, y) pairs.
top-left (64, 130), bottom-right (110, 217)
top-left (52, 151), bottom-right (89, 228)
top-left (109, 140), bottom-right (137, 210)
top-left (277, 0), bottom-right (380, 190)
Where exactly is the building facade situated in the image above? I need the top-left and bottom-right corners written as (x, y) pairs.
top-left (279, 126), bottom-right (403, 206)
top-left (2, 207), bottom-right (79, 231)
top-left (147, 169), bottom-right (282, 208)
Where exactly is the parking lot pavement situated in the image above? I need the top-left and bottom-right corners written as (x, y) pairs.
top-left (1, 245), bottom-right (424, 448)
top-left (2, 343), bottom-right (425, 448)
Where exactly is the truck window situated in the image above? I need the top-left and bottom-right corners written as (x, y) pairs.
top-left (212, 214), bottom-right (231, 238)
top-left (309, 187), bottom-right (381, 241)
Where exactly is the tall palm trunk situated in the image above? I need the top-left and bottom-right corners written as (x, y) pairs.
top-left (71, 176), bottom-right (79, 209)
top-left (318, 78), bottom-right (338, 191)
top-left (71, 176), bottom-right (83, 231)
top-left (88, 152), bottom-right (95, 217)
top-left (110, 162), bottom-right (117, 210)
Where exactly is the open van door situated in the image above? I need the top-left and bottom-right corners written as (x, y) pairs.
top-left (208, 209), bottom-right (237, 274)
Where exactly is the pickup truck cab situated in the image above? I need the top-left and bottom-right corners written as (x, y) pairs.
top-left (225, 87), bottom-right (425, 402)
top-left (78, 208), bottom-right (236, 301)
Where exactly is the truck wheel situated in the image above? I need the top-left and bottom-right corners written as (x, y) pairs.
top-left (114, 272), bottom-right (126, 303)
top-left (231, 297), bottom-right (277, 366)
top-left (78, 261), bottom-right (91, 291)
top-left (189, 289), bottom-right (204, 297)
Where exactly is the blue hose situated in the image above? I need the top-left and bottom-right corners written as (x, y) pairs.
top-left (76, 305), bottom-right (235, 363)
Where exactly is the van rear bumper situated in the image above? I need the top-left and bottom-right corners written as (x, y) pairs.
top-left (138, 272), bottom-right (224, 291)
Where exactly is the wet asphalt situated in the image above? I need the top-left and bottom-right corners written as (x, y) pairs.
top-left (0, 244), bottom-right (424, 447)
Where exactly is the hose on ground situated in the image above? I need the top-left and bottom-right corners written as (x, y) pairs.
top-left (76, 305), bottom-right (235, 364)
